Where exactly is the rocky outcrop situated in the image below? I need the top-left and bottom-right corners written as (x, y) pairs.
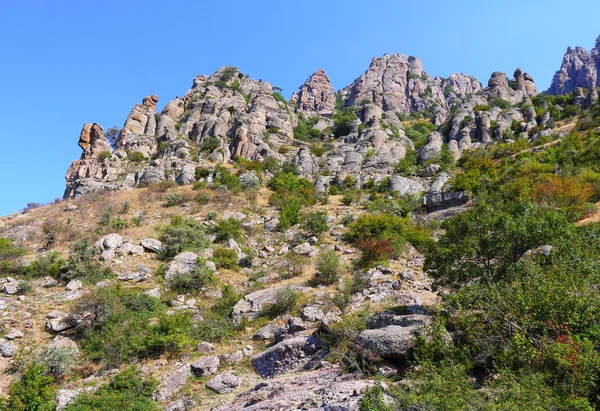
top-left (251, 335), bottom-right (322, 378)
top-left (78, 123), bottom-right (112, 159)
top-left (548, 38), bottom-right (600, 95)
top-left (214, 365), bottom-right (377, 411)
top-left (292, 69), bottom-right (336, 115)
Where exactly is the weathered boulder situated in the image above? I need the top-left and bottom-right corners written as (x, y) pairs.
top-left (252, 335), bottom-right (322, 378)
top-left (389, 176), bottom-right (425, 196)
top-left (153, 365), bottom-right (191, 402)
top-left (140, 238), bottom-right (163, 253)
top-left (165, 252), bottom-right (199, 284)
top-left (0, 338), bottom-right (18, 357)
top-left (232, 286), bottom-right (308, 323)
top-left (206, 372), bottom-right (241, 394)
top-left (78, 123), bottom-right (112, 159)
top-left (190, 355), bottom-right (220, 377)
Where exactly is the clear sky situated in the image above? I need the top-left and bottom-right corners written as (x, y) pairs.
top-left (1, 0), bottom-right (599, 216)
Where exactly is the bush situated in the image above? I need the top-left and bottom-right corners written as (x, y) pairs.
top-left (341, 189), bottom-right (361, 206)
top-left (489, 98), bottom-right (511, 109)
top-left (211, 284), bottom-right (241, 317)
top-left (277, 200), bottom-right (301, 231)
top-left (532, 175), bottom-right (595, 221)
top-left (127, 151), bottom-right (146, 163)
top-left (212, 247), bottom-right (238, 269)
top-left (72, 287), bottom-right (192, 366)
top-left (167, 261), bottom-right (217, 293)
top-left (359, 385), bottom-right (394, 411)
top-left (293, 114), bottom-right (323, 141)
top-left (4, 363), bottom-right (56, 411)
top-left (195, 167), bottom-right (211, 180)
top-left (345, 213), bottom-right (411, 250)
top-left (62, 239), bottom-right (112, 284)
top-left (0, 237), bottom-right (26, 274)
top-left (333, 107), bottom-right (359, 137)
top-left (22, 252), bottom-right (65, 279)
top-left (314, 250), bottom-right (342, 285)
top-left (280, 253), bottom-right (310, 279)
top-left (40, 345), bottom-right (76, 382)
top-left (213, 167), bottom-right (242, 192)
top-left (301, 211), bottom-right (329, 237)
top-left (356, 238), bottom-right (395, 268)
top-left (200, 136), bottom-right (220, 153)
top-left (64, 367), bottom-right (159, 411)
top-left (97, 151), bottom-right (112, 162)
top-left (212, 218), bottom-right (242, 243)
top-left (261, 287), bottom-right (300, 319)
top-left (158, 216), bottom-right (211, 260)
top-left (163, 193), bottom-right (185, 207)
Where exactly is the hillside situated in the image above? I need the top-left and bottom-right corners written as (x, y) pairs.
top-left (2, 35), bottom-right (600, 410)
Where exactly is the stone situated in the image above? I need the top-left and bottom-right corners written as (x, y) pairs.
top-left (220, 350), bottom-right (244, 365)
top-left (212, 365), bottom-right (376, 411)
top-left (206, 372), bottom-right (241, 394)
top-left (3, 282), bottom-right (19, 295)
top-left (56, 389), bottom-right (82, 411)
top-left (48, 336), bottom-right (79, 356)
top-left (2, 225), bottom-right (43, 242)
top-left (389, 176), bottom-right (425, 196)
top-left (197, 342), bottom-right (215, 353)
top-left (140, 238), bottom-right (163, 253)
top-left (95, 233), bottom-right (123, 251)
top-left (65, 279), bottom-right (82, 291)
top-left (293, 242), bottom-right (314, 256)
top-left (301, 306), bottom-right (325, 322)
top-left (77, 123), bottom-right (112, 159)
top-left (46, 314), bottom-right (79, 333)
top-left (5, 329), bottom-right (23, 340)
top-left (418, 132), bottom-right (443, 162)
top-left (0, 339), bottom-right (18, 357)
top-left (41, 276), bottom-right (58, 287)
top-left (190, 355), bottom-right (220, 377)
top-left (165, 252), bottom-right (199, 283)
top-left (165, 397), bottom-right (195, 411)
top-left (253, 323), bottom-right (280, 341)
top-left (153, 365), bottom-right (191, 402)
top-left (252, 335), bottom-right (322, 378)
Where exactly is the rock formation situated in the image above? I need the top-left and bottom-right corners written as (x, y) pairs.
top-left (548, 39), bottom-right (600, 95)
top-left (291, 69), bottom-right (335, 115)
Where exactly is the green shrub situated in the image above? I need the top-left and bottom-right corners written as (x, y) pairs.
top-left (127, 151), bottom-right (146, 163)
top-left (341, 189), bottom-right (361, 206)
top-left (301, 211), bottom-right (329, 237)
top-left (211, 284), bottom-right (241, 317)
top-left (280, 253), bottom-right (310, 279)
top-left (212, 218), bottom-right (242, 243)
top-left (22, 252), bottom-right (65, 279)
top-left (213, 167), bottom-right (242, 192)
top-left (314, 250), bottom-right (342, 285)
top-left (489, 98), bottom-right (511, 109)
top-left (359, 385), bottom-right (394, 411)
top-left (40, 344), bottom-right (76, 382)
top-left (163, 193), bottom-right (185, 207)
top-left (72, 287), bottom-right (192, 366)
top-left (277, 200), bottom-right (301, 230)
top-left (4, 363), bottom-right (56, 411)
top-left (395, 150), bottom-right (417, 173)
top-left (201, 137), bottom-right (220, 153)
top-left (167, 261), bottom-right (217, 293)
top-left (0, 237), bottom-right (25, 274)
top-left (333, 107), bottom-right (359, 137)
top-left (261, 287), bottom-right (300, 319)
top-left (293, 114), bottom-right (323, 141)
top-left (212, 247), bottom-right (238, 269)
top-left (195, 167), bottom-right (210, 180)
top-left (158, 216), bottom-right (210, 260)
top-left (64, 367), bottom-right (159, 411)
top-left (263, 157), bottom-right (281, 174)
top-left (97, 151), bottom-right (112, 162)
top-left (62, 239), bottom-right (112, 284)
top-left (404, 121), bottom-right (436, 149)
top-left (192, 313), bottom-right (236, 343)
top-left (110, 217), bottom-right (127, 230)
top-left (345, 213), bottom-right (411, 252)
top-left (272, 91), bottom-right (287, 104)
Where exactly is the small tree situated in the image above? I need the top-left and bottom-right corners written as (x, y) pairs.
top-left (5, 363), bottom-right (56, 411)
top-left (105, 126), bottom-right (121, 148)
top-left (301, 211), bottom-right (329, 237)
top-left (314, 250), bottom-right (342, 285)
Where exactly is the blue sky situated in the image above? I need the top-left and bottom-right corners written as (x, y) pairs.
top-left (1, 0), bottom-right (599, 216)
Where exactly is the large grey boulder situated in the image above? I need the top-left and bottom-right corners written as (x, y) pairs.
top-left (190, 355), bottom-right (220, 377)
top-left (165, 252), bottom-right (199, 283)
top-left (418, 131), bottom-right (443, 163)
top-left (140, 238), bottom-right (163, 253)
top-left (251, 335), bottom-right (322, 378)
top-left (389, 176), bottom-right (425, 196)
top-left (153, 365), bottom-right (191, 402)
top-left (0, 339), bottom-right (18, 357)
top-left (206, 372), bottom-right (241, 394)
top-left (239, 173), bottom-right (261, 191)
